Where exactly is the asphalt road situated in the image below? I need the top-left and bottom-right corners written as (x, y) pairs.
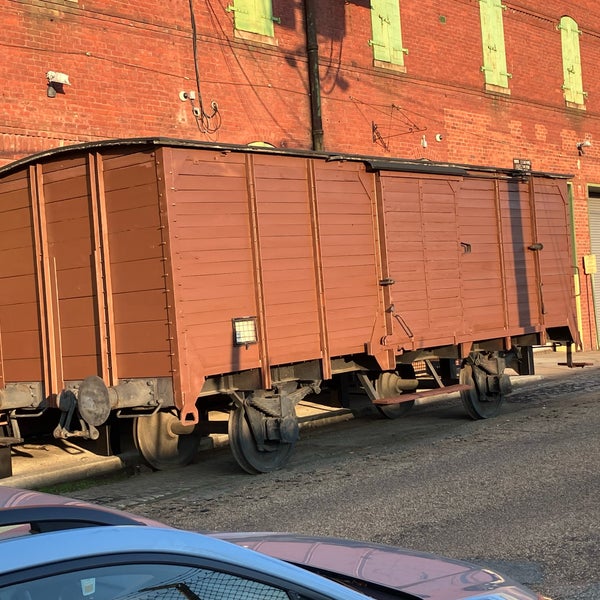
top-left (68, 364), bottom-right (600, 600)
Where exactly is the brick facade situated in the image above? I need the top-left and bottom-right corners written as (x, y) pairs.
top-left (2, 0), bottom-right (600, 347)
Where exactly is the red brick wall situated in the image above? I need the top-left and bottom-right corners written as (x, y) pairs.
top-left (2, 0), bottom-right (600, 347)
top-left (0, 0), bottom-right (313, 161)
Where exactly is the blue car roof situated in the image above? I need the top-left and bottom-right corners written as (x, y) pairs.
top-left (0, 525), bottom-right (369, 600)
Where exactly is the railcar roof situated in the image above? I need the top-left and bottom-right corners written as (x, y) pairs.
top-left (0, 136), bottom-right (572, 180)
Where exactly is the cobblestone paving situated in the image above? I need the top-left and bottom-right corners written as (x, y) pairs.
top-left (67, 359), bottom-right (600, 600)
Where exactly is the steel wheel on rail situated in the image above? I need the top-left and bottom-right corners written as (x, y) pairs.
top-left (228, 406), bottom-right (295, 475)
top-left (374, 366), bottom-right (417, 419)
top-left (134, 410), bottom-right (200, 470)
top-left (459, 361), bottom-right (504, 419)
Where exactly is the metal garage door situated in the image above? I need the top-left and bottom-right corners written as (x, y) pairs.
top-left (587, 192), bottom-right (600, 343)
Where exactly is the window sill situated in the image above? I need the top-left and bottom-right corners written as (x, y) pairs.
top-left (484, 83), bottom-right (511, 96)
top-left (372, 60), bottom-right (407, 74)
top-left (234, 29), bottom-right (278, 47)
top-left (565, 101), bottom-right (586, 111)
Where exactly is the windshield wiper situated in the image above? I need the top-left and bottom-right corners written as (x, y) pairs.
top-left (139, 582), bottom-right (201, 600)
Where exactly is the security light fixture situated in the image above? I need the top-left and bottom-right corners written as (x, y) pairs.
top-left (232, 317), bottom-right (258, 346)
top-left (46, 71), bottom-right (71, 98)
top-left (46, 71), bottom-right (71, 85)
top-left (577, 140), bottom-right (592, 155)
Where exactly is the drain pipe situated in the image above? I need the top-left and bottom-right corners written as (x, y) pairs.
top-left (304, 0), bottom-right (324, 151)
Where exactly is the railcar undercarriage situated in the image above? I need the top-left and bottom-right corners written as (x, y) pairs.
top-left (0, 341), bottom-right (544, 475)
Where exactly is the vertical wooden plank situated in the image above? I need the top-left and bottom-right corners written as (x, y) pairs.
top-left (30, 165), bottom-right (62, 396)
top-left (50, 256), bottom-right (64, 392)
top-left (154, 147), bottom-right (182, 406)
top-left (0, 328), bottom-right (4, 389)
top-left (246, 154), bottom-right (271, 389)
top-left (88, 153), bottom-right (110, 384)
top-left (367, 170), bottom-right (397, 369)
top-left (307, 159), bottom-right (331, 380)
top-left (154, 147), bottom-right (185, 413)
top-left (527, 176), bottom-right (545, 333)
top-left (95, 153), bottom-right (119, 385)
top-left (29, 166), bottom-right (50, 394)
top-left (493, 178), bottom-right (510, 331)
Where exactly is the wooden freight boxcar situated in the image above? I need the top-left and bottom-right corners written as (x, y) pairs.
top-left (0, 139), bottom-right (577, 474)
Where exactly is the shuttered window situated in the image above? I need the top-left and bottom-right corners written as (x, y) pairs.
top-left (560, 16), bottom-right (586, 106)
top-left (369, 0), bottom-right (408, 67)
top-left (479, 0), bottom-right (510, 88)
top-left (230, 0), bottom-right (276, 37)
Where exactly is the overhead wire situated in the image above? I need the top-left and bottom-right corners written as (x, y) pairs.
top-left (188, 0), bottom-right (221, 134)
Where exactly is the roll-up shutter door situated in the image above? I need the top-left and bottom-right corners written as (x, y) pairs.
top-left (587, 196), bottom-right (600, 337)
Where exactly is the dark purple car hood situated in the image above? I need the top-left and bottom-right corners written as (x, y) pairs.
top-left (214, 533), bottom-right (544, 600)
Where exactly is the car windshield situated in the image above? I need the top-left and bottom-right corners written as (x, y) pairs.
top-left (0, 563), bottom-right (293, 600)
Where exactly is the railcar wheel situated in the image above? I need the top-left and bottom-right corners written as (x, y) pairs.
top-left (228, 406), bottom-right (295, 474)
top-left (375, 368), bottom-right (417, 419)
top-left (134, 411), bottom-right (200, 470)
top-left (459, 362), bottom-right (504, 419)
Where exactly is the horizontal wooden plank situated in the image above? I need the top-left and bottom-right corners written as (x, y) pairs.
top-left (176, 258), bottom-right (253, 278)
top-left (174, 234), bottom-right (250, 254)
top-left (0, 207), bottom-right (31, 232)
top-left (0, 226), bottom-right (35, 253)
top-left (174, 174), bottom-right (248, 193)
top-left (109, 258), bottom-right (165, 294)
top-left (60, 325), bottom-right (100, 357)
top-left (42, 157), bottom-right (87, 181)
top-left (116, 351), bottom-right (173, 379)
top-left (0, 274), bottom-right (38, 305)
top-left (172, 197), bottom-right (249, 215)
top-left (101, 149), bottom-right (154, 168)
top-left (1, 358), bottom-right (43, 383)
top-left (261, 248), bottom-right (315, 265)
top-left (112, 290), bottom-right (169, 324)
top-left (178, 281), bottom-right (256, 301)
top-left (1, 330), bottom-right (43, 360)
top-left (105, 182), bottom-right (159, 213)
top-left (106, 205), bottom-right (161, 234)
top-left (102, 159), bottom-right (158, 193)
top-left (266, 311), bottom-right (321, 329)
top-left (178, 269), bottom-right (254, 290)
top-left (264, 288), bottom-right (319, 309)
top-left (108, 228), bottom-right (165, 263)
top-left (181, 289), bottom-right (256, 313)
top-left (115, 321), bottom-right (171, 354)
top-left (54, 267), bottom-right (95, 299)
top-left (0, 302), bottom-right (39, 333)
top-left (0, 188), bottom-right (31, 212)
top-left (255, 180), bottom-right (308, 194)
top-left (0, 247), bottom-right (36, 278)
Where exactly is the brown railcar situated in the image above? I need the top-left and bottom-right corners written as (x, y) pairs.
top-left (0, 139), bottom-right (577, 473)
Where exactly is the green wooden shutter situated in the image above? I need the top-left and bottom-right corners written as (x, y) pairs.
top-left (479, 0), bottom-right (510, 87)
top-left (560, 16), bottom-right (585, 105)
top-left (370, 0), bottom-right (407, 66)
top-left (232, 0), bottom-right (275, 37)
